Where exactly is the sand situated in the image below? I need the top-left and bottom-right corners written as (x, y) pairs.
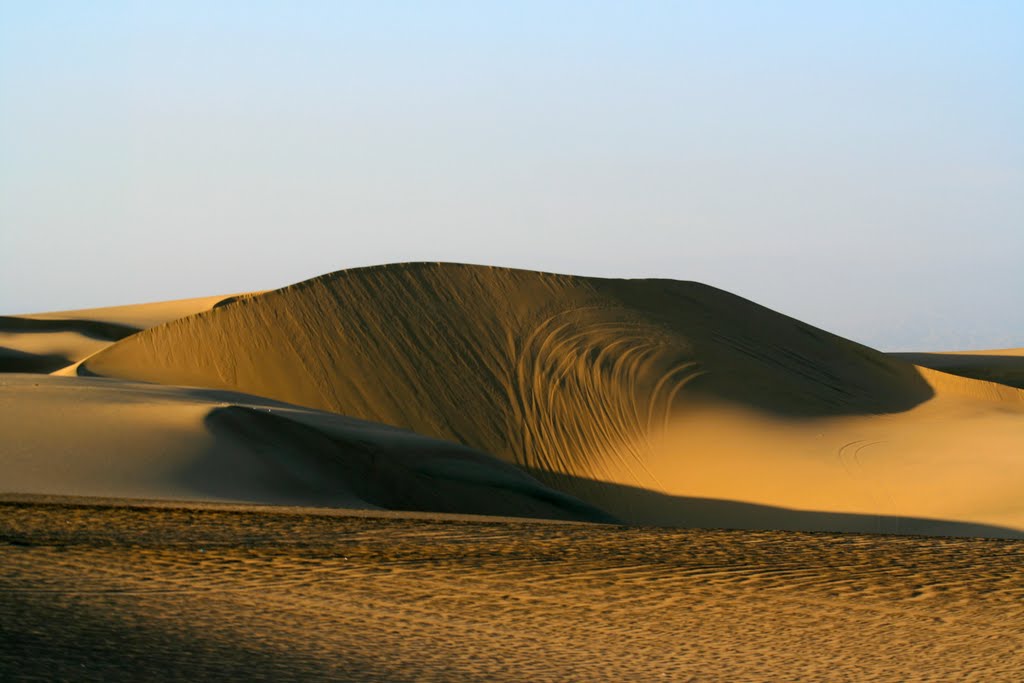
top-left (0, 294), bottom-right (242, 374)
top-left (892, 348), bottom-right (1024, 389)
top-left (0, 374), bottom-right (605, 523)
top-left (71, 263), bottom-right (1024, 537)
top-left (3, 262), bottom-right (1023, 680)
top-left (2, 499), bottom-right (1021, 682)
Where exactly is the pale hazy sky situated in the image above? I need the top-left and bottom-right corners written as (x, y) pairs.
top-left (2, 2), bottom-right (1021, 350)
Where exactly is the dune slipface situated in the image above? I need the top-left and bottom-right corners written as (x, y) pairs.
top-left (80, 263), bottom-right (1024, 535)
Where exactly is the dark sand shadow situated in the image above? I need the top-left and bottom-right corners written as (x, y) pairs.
top-left (598, 277), bottom-right (937, 417)
top-left (185, 406), bottom-right (614, 523)
top-left (527, 469), bottom-right (1024, 539)
top-left (0, 347), bottom-right (72, 374)
top-left (0, 315), bottom-right (140, 341)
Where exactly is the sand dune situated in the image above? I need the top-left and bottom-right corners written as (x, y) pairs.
top-left (2, 500), bottom-right (1022, 682)
top-left (0, 294), bottom-right (243, 374)
top-left (0, 374), bottom-right (606, 522)
top-left (892, 348), bottom-right (1024, 389)
top-left (76, 263), bottom-right (1024, 536)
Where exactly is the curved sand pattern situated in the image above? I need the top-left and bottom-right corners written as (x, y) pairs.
top-left (0, 374), bottom-right (606, 523)
top-left (0, 294), bottom-right (244, 374)
top-left (79, 263), bottom-right (1024, 536)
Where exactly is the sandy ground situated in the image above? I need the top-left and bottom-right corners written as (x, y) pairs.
top-left (1, 499), bottom-right (1022, 682)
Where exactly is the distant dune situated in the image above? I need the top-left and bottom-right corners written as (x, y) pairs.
top-left (0, 374), bottom-right (606, 522)
top-left (0, 294), bottom-right (242, 374)
top-left (67, 263), bottom-right (1024, 536)
top-left (891, 348), bottom-right (1024, 389)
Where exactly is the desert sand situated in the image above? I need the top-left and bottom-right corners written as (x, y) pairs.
top-left (892, 348), bottom-right (1024, 389)
top-left (2, 500), bottom-right (1022, 681)
top-left (2, 262), bottom-right (1022, 680)
top-left (0, 294), bottom-right (241, 374)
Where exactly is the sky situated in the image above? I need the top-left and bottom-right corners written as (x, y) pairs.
top-left (1, 2), bottom-right (1021, 351)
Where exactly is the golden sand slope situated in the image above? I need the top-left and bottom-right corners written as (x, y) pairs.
top-left (0, 294), bottom-right (244, 374)
top-left (892, 348), bottom-right (1024, 389)
top-left (78, 263), bottom-right (1024, 536)
top-left (0, 375), bottom-right (606, 522)
top-left (2, 500), bottom-right (1022, 682)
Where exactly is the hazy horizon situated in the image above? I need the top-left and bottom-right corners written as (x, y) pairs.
top-left (2, 2), bottom-right (1021, 351)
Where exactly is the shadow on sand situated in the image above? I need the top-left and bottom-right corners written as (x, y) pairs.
top-left (527, 469), bottom-right (1024, 539)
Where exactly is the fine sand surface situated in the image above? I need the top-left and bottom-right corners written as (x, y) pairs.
top-left (0, 374), bottom-right (605, 523)
top-left (1, 500), bottom-right (1022, 682)
top-left (74, 263), bottom-right (1024, 537)
top-left (892, 348), bottom-right (1024, 390)
top-left (0, 294), bottom-right (243, 374)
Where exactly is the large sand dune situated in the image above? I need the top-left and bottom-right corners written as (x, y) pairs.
top-left (0, 374), bottom-right (606, 522)
top-left (75, 263), bottom-right (1024, 536)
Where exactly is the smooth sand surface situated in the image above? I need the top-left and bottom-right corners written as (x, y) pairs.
top-left (0, 294), bottom-right (243, 374)
top-left (76, 263), bottom-right (1024, 536)
top-left (2, 500), bottom-right (1021, 682)
top-left (0, 375), bottom-right (607, 523)
top-left (892, 348), bottom-right (1024, 389)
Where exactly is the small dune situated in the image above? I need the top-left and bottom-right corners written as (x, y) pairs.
top-left (0, 374), bottom-right (607, 523)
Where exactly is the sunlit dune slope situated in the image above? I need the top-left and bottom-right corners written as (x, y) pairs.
top-left (891, 348), bottom-right (1024, 390)
top-left (0, 374), bottom-right (607, 523)
top-left (81, 263), bottom-right (1024, 535)
top-left (0, 294), bottom-right (246, 374)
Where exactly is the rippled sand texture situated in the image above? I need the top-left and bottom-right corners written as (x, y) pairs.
top-left (80, 263), bottom-right (1024, 535)
top-left (2, 501), bottom-right (1022, 682)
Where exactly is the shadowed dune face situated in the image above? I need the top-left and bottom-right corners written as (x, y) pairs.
top-left (0, 375), bottom-right (608, 523)
top-left (82, 263), bottom-right (933, 478)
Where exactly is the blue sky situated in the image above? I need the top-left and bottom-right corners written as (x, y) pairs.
top-left (2, 2), bottom-right (1021, 350)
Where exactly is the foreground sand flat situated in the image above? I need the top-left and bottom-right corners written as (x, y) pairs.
top-left (1, 499), bottom-right (1022, 682)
